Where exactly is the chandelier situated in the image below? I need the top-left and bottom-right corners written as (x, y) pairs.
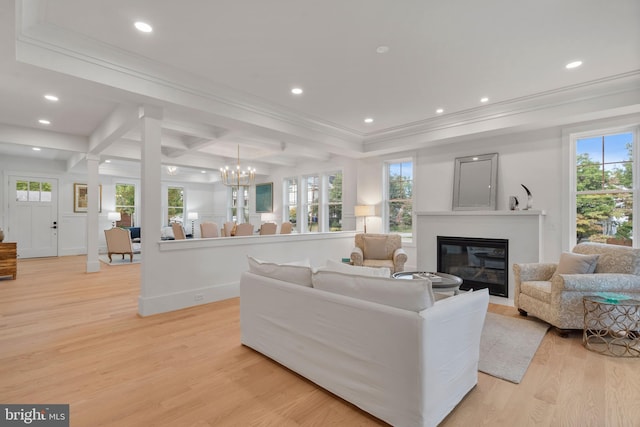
top-left (220, 145), bottom-right (255, 188)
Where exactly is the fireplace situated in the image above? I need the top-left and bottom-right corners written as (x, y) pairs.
top-left (437, 236), bottom-right (508, 297)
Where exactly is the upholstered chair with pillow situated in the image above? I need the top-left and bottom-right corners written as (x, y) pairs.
top-left (514, 242), bottom-right (640, 333)
top-left (350, 233), bottom-right (407, 273)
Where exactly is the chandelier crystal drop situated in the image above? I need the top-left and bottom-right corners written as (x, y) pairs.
top-left (220, 145), bottom-right (255, 188)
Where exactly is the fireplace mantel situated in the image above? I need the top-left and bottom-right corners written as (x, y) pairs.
top-left (416, 210), bottom-right (546, 305)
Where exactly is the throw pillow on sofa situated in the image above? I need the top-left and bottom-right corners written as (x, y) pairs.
top-left (322, 259), bottom-right (391, 278)
top-left (247, 256), bottom-right (313, 287)
top-left (552, 252), bottom-right (599, 278)
top-left (312, 269), bottom-right (435, 312)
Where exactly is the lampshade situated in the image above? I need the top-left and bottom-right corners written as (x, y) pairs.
top-left (354, 205), bottom-right (375, 217)
top-left (187, 212), bottom-right (199, 220)
top-left (107, 212), bottom-right (121, 222)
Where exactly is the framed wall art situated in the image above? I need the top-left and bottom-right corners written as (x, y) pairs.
top-left (74, 183), bottom-right (102, 213)
top-left (255, 182), bottom-right (273, 213)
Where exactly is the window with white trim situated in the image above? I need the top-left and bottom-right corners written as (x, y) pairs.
top-left (115, 183), bottom-right (135, 227)
top-left (167, 186), bottom-right (184, 225)
top-left (572, 128), bottom-right (637, 246)
top-left (384, 160), bottom-right (413, 243)
top-left (283, 178), bottom-right (298, 228)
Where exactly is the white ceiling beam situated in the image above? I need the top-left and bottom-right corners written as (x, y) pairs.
top-left (88, 104), bottom-right (139, 155)
top-left (0, 123), bottom-right (88, 151)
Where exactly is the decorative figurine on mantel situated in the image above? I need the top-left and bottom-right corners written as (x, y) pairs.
top-left (509, 196), bottom-right (519, 211)
top-left (521, 184), bottom-right (533, 210)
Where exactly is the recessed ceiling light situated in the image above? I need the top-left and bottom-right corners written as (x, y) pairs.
top-left (201, 170), bottom-right (206, 174)
top-left (480, 97), bottom-right (489, 103)
top-left (134, 21), bottom-right (153, 33)
top-left (291, 87), bottom-right (303, 95)
top-left (44, 94), bottom-right (59, 102)
top-left (38, 119), bottom-right (51, 125)
top-left (566, 60), bottom-right (583, 69)
top-left (105, 159), bottom-right (111, 163)
top-left (376, 46), bottom-right (389, 54)
top-left (436, 108), bottom-right (444, 114)
top-left (364, 118), bottom-right (374, 124)
top-left (32, 147), bottom-right (41, 151)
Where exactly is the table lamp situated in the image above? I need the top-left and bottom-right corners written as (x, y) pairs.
top-left (187, 212), bottom-right (199, 236)
top-left (354, 205), bottom-right (374, 233)
top-left (107, 211), bottom-right (121, 228)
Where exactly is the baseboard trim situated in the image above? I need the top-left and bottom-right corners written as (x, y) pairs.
top-left (137, 281), bottom-right (239, 316)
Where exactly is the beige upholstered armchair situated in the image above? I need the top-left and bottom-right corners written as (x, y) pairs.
top-left (350, 233), bottom-right (407, 273)
top-left (514, 242), bottom-right (640, 332)
top-left (104, 227), bottom-right (134, 263)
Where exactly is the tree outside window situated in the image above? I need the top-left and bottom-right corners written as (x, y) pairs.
top-left (328, 172), bottom-right (342, 231)
top-left (386, 161), bottom-right (413, 243)
top-left (305, 176), bottom-right (320, 232)
top-left (115, 183), bottom-right (135, 227)
top-left (284, 178), bottom-right (298, 226)
top-left (576, 132), bottom-right (633, 245)
top-left (168, 186), bottom-right (184, 225)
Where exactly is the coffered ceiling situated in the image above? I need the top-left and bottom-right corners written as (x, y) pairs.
top-left (1, 0), bottom-right (639, 179)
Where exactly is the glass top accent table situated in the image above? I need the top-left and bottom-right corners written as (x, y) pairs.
top-left (583, 294), bottom-right (640, 357)
top-left (392, 271), bottom-right (463, 295)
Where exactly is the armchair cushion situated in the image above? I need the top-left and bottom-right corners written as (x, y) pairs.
top-left (363, 235), bottom-right (390, 259)
top-left (553, 252), bottom-right (599, 276)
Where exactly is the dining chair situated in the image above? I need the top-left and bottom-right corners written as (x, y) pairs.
top-left (200, 222), bottom-right (219, 238)
top-left (222, 221), bottom-right (235, 237)
top-left (171, 222), bottom-right (187, 240)
top-left (235, 223), bottom-right (254, 236)
top-left (260, 223), bottom-right (277, 235)
top-left (280, 222), bottom-right (293, 234)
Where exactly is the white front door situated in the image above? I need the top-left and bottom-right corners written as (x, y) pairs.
top-left (8, 176), bottom-right (59, 258)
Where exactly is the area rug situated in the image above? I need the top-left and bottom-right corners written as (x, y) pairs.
top-left (479, 312), bottom-right (550, 384)
top-left (99, 254), bottom-right (141, 265)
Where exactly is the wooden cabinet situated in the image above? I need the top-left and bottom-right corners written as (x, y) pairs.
top-left (0, 242), bottom-right (17, 279)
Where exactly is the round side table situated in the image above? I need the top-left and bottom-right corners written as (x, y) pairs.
top-left (583, 294), bottom-right (640, 357)
top-left (392, 271), bottom-right (463, 295)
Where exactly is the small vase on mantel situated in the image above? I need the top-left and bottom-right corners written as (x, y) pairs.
top-left (0, 228), bottom-right (4, 243)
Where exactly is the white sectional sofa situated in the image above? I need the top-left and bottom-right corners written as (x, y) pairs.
top-left (240, 259), bottom-right (490, 427)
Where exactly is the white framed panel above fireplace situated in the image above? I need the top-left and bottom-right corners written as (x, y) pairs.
top-left (416, 210), bottom-right (546, 305)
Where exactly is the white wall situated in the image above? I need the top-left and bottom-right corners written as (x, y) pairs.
top-left (357, 127), bottom-right (565, 271)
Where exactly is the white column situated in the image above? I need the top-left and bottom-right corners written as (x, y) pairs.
top-left (86, 154), bottom-right (101, 273)
top-left (138, 104), bottom-right (163, 315)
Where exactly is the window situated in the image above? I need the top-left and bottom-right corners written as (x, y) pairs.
top-left (168, 186), bottom-right (184, 225)
top-left (304, 175), bottom-right (320, 232)
top-left (284, 178), bottom-right (298, 227)
top-left (385, 160), bottom-right (413, 243)
top-left (285, 171), bottom-right (342, 233)
top-left (16, 180), bottom-right (52, 202)
top-left (229, 187), bottom-right (249, 223)
top-left (574, 130), bottom-right (635, 246)
top-left (115, 183), bottom-right (135, 227)
top-left (327, 171), bottom-right (342, 231)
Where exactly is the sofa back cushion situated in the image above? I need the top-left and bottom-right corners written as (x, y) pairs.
top-left (323, 259), bottom-right (391, 278)
top-left (312, 269), bottom-right (434, 312)
top-left (573, 242), bottom-right (640, 275)
top-left (247, 256), bottom-right (312, 287)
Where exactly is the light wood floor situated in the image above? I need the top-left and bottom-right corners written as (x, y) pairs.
top-left (1, 256), bottom-right (638, 426)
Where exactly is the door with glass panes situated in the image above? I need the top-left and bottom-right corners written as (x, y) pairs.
top-left (8, 176), bottom-right (58, 258)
